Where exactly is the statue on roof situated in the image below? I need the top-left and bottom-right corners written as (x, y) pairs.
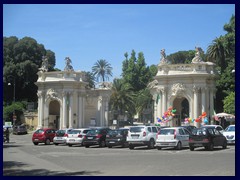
top-left (39, 56), bottom-right (48, 72)
top-left (192, 47), bottom-right (204, 63)
top-left (160, 49), bottom-right (169, 64)
top-left (64, 57), bottom-right (74, 71)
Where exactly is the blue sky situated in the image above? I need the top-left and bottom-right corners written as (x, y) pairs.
top-left (3, 4), bottom-right (235, 81)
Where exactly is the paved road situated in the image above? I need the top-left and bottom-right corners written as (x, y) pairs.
top-left (3, 133), bottom-right (235, 176)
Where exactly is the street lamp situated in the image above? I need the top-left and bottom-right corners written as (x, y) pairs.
top-left (7, 75), bottom-right (16, 102)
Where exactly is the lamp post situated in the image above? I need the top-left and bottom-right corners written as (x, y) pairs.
top-left (7, 75), bottom-right (16, 102)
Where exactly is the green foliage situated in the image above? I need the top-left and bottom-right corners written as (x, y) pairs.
top-left (92, 59), bottom-right (113, 82)
top-left (109, 78), bottom-right (136, 117)
top-left (3, 101), bottom-right (27, 123)
top-left (167, 50), bottom-right (195, 64)
top-left (84, 71), bottom-right (95, 88)
top-left (3, 36), bottom-right (56, 103)
top-left (223, 92), bottom-right (235, 115)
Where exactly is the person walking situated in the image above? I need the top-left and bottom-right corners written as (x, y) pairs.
top-left (5, 127), bottom-right (10, 143)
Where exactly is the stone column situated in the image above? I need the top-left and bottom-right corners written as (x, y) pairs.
top-left (78, 94), bottom-right (83, 128)
top-left (69, 91), bottom-right (73, 128)
top-left (153, 94), bottom-right (157, 124)
top-left (161, 87), bottom-right (167, 114)
top-left (209, 88), bottom-right (215, 124)
top-left (104, 96), bottom-right (109, 127)
top-left (193, 86), bottom-right (199, 127)
top-left (62, 91), bottom-right (67, 129)
top-left (201, 87), bottom-right (206, 124)
top-left (37, 92), bottom-right (43, 129)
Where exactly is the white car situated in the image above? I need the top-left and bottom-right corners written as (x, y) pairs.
top-left (66, 128), bottom-right (90, 147)
top-left (127, 126), bottom-right (158, 149)
top-left (223, 125), bottom-right (235, 144)
top-left (53, 128), bottom-right (73, 145)
top-left (155, 127), bottom-right (190, 150)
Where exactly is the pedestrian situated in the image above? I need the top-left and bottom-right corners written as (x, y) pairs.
top-left (5, 127), bottom-right (10, 143)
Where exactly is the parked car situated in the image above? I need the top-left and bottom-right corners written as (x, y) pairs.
top-left (83, 127), bottom-right (111, 148)
top-left (203, 125), bottom-right (224, 134)
top-left (66, 128), bottom-right (90, 147)
top-left (179, 125), bottom-right (196, 133)
top-left (127, 125), bottom-right (158, 149)
top-left (189, 126), bottom-right (227, 151)
top-left (223, 125), bottom-right (235, 144)
top-left (106, 128), bottom-right (129, 148)
top-left (13, 125), bottom-right (28, 135)
top-left (53, 128), bottom-right (73, 145)
top-left (155, 127), bottom-right (190, 150)
top-left (32, 128), bottom-right (56, 145)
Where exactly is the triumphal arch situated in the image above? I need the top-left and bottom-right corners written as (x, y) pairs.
top-left (35, 57), bottom-right (112, 129)
top-left (148, 48), bottom-right (217, 127)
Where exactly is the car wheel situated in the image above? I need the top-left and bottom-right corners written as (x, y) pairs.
top-left (123, 142), bottom-right (129, 148)
top-left (222, 141), bottom-right (227, 149)
top-left (85, 145), bottom-right (89, 148)
top-left (157, 147), bottom-right (162, 150)
top-left (45, 139), bottom-right (50, 145)
top-left (208, 143), bottom-right (214, 151)
top-left (204, 146), bottom-right (209, 150)
top-left (129, 144), bottom-right (134, 150)
top-left (54, 143), bottom-right (59, 146)
top-left (190, 146), bottom-right (194, 151)
top-left (148, 139), bottom-right (155, 149)
top-left (100, 140), bottom-right (105, 147)
top-left (176, 142), bottom-right (182, 150)
top-left (33, 142), bottom-right (38, 145)
top-left (108, 146), bottom-right (112, 148)
top-left (68, 144), bottom-right (72, 147)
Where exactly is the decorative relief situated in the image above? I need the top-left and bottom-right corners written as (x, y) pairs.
top-left (147, 79), bottom-right (158, 89)
top-left (171, 83), bottom-right (185, 96)
top-left (192, 47), bottom-right (204, 63)
top-left (38, 56), bottom-right (48, 72)
top-left (193, 85), bottom-right (201, 93)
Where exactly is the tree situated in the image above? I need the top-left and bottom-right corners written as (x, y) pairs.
top-left (109, 78), bottom-right (136, 118)
top-left (92, 59), bottom-right (113, 82)
top-left (167, 50), bottom-right (195, 64)
top-left (223, 92), bottom-right (235, 115)
top-left (83, 71), bottom-right (95, 89)
top-left (3, 36), bottom-right (56, 103)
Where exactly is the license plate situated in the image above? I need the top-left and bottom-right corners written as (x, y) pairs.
top-left (132, 136), bottom-right (138, 139)
top-left (109, 141), bottom-right (115, 143)
top-left (194, 143), bottom-right (202, 146)
top-left (69, 139), bottom-right (75, 142)
top-left (88, 137), bottom-right (93, 139)
top-left (57, 137), bottom-right (62, 140)
top-left (34, 139), bottom-right (38, 141)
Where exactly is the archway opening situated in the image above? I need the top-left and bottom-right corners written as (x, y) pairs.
top-left (173, 97), bottom-right (189, 126)
top-left (49, 100), bottom-right (60, 129)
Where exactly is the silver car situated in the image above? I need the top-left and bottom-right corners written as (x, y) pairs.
top-left (53, 129), bottom-right (73, 145)
top-left (155, 127), bottom-right (190, 150)
top-left (66, 128), bottom-right (90, 147)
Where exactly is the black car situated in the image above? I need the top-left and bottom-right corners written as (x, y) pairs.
top-left (189, 126), bottom-right (227, 151)
top-left (83, 127), bottom-right (111, 148)
top-left (106, 128), bottom-right (129, 148)
top-left (13, 125), bottom-right (28, 135)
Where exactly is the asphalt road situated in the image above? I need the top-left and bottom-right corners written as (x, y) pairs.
top-left (3, 133), bottom-right (235, 176)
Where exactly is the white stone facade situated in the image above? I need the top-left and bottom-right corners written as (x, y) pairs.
top-left (35, 71), bottom-right (112, 129)
top-left (149, 62), bottom-right (217, 127)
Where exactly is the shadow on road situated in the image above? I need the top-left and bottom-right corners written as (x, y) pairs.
top-left (3, 161), bottom-right (102, 176)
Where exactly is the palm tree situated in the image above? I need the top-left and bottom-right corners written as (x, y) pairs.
top-left (109, 78), bottom-right (136, 118)
top-left (206, 36), bottom-right (227, 73)
top-left (92, 59), bottom-right (113, 82)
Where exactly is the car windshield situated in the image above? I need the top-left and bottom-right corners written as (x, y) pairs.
top-left (159, 129), bottom-right (175, 135)
top-left (35, 129), bottom-right (44, 134)
top-left (68, 130), bottom-right (81, 134)
top-left (225, 126), bottom-right (235, 132)
top-left (56, 130), bottom-right (66, 135)
top-left (82, 129), bottom-right (90, 134)
top-left (87, 129), bottom-right (101, 135)
top-left (130, 127), bottom-right (144, 132)
top-left (192, 128), bottom-right (207, 135)
top-left (109, 130), bottom-right (123, 135)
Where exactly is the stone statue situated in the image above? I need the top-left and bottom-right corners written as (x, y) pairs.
top-left (64, 57), bottom-right (74, 71)
top-left (192, 47), bottom-right (204, 63)
top-left (39, 56), bottom-right (48, 72)
top-left (160, 49), bottom-right (169, 64)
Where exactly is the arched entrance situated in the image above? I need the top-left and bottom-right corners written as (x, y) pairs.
top-left (49, 100), bottom-right (60, 129)
top-left (172, 97), bottom-right (189, 126)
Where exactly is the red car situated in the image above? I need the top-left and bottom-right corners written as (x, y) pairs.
top-left (32, 128), bottom-right (56, 145)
